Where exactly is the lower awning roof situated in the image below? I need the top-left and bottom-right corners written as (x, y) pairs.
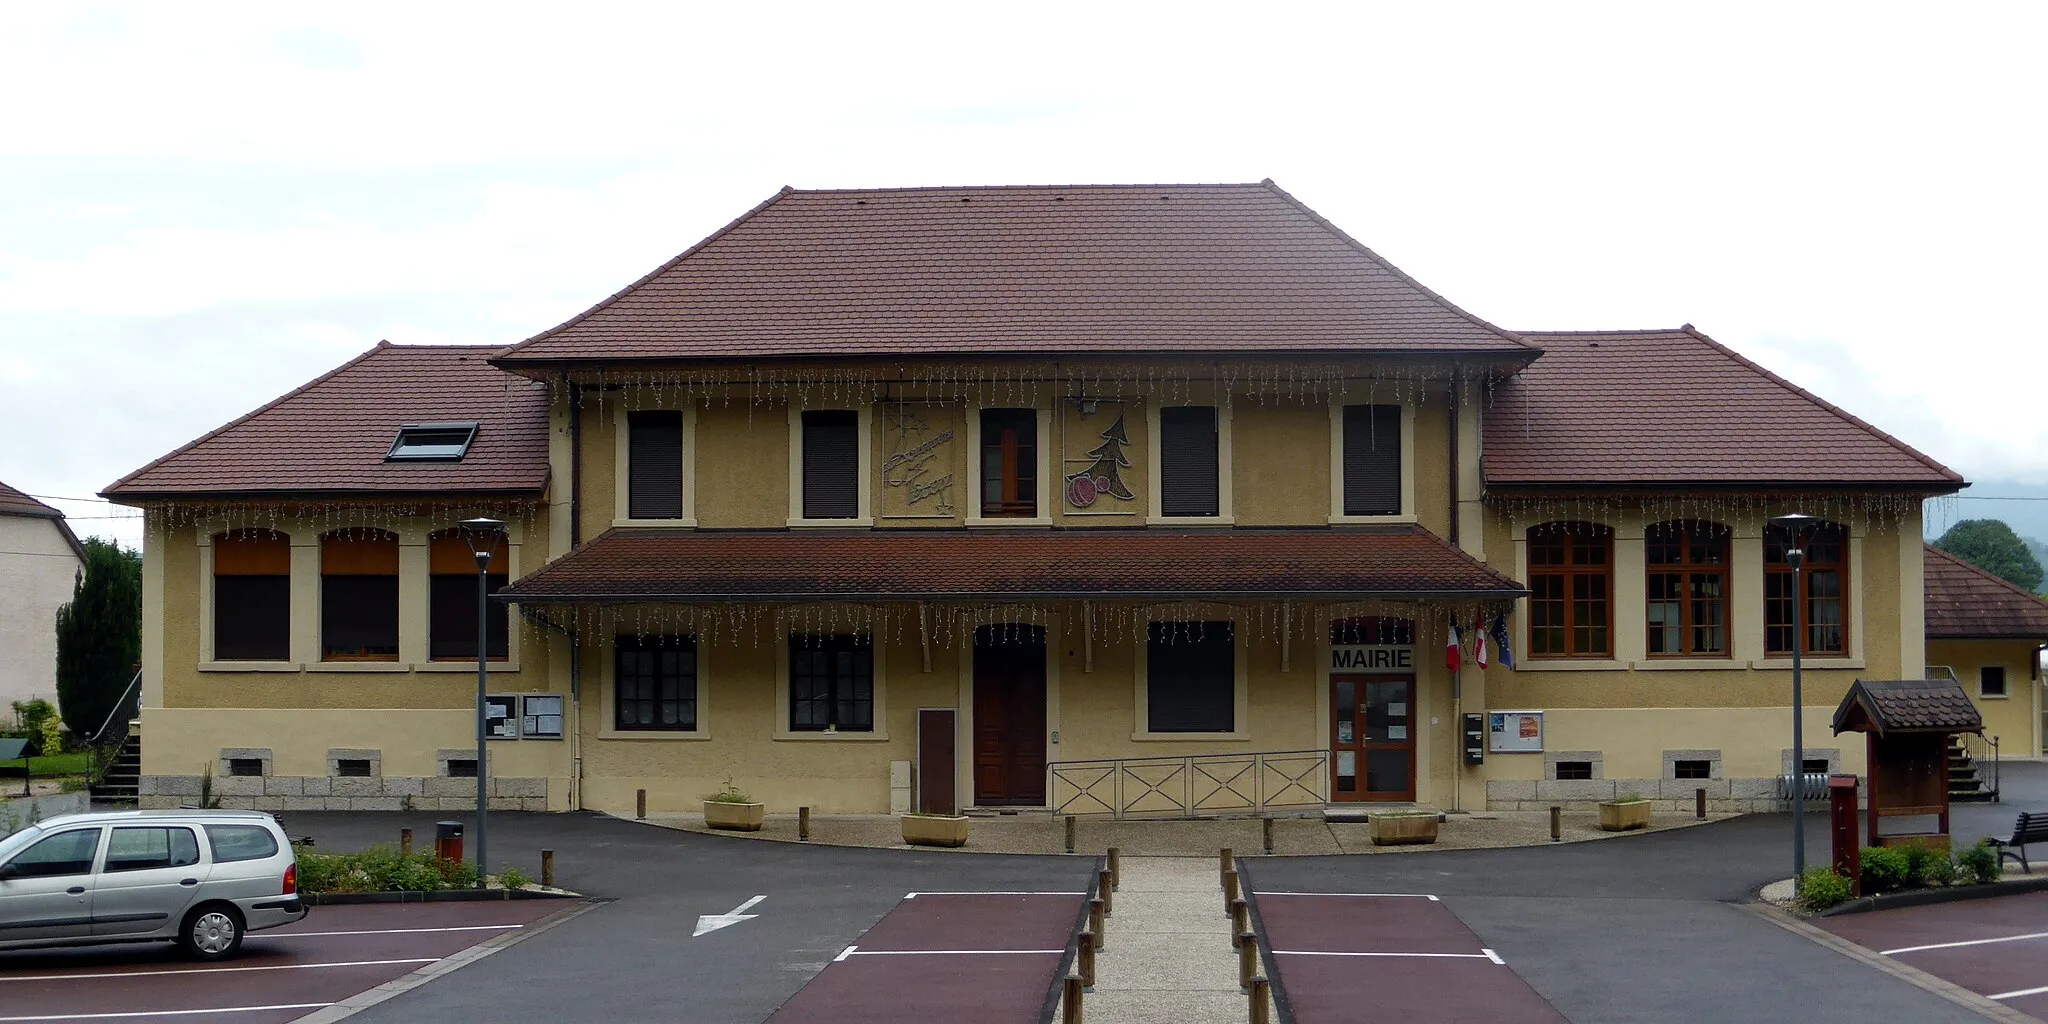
top-left (499, 525), bottom-right (1525, 604)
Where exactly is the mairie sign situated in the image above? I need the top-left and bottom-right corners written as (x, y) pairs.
top-left (1329, 645), bottom-right (1415, 671)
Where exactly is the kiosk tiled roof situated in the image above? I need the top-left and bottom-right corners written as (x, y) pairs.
top-left (104, 343), bottom-right (551, 500)
top-left (494, 181), bottom-right (1536, 365)
top-left (1924, 544), bottom-right (2048, 639)
top-left (1832, 678), bottom-right (1983, 737)
top-left (1485, 327), bottom-right (1963, 491)
top-left (499, 525), bottom-right (1525, 603)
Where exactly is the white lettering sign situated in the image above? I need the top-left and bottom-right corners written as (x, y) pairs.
top-left (1330, 645), bottom-right (1415, 671)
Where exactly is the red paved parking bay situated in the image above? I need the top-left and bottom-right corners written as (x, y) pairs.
top-left (1822, 891), bottom-right (2048, 1022)
top-left (766, 892), bottom-right (1086, 1024)
top-left (1252, 892), bottom-right (1566, 1024)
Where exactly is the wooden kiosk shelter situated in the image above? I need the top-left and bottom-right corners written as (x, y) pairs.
top-left (1832, 679), bottom-right (1984, 852)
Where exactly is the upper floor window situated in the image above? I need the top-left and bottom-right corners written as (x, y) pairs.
top-left (213, 530), bottom-right (290, 661)
top-left (1766, 520), bottom-right (1848, 656)
top-left (1646, 521), bottom-right (1730, 657)
top-left (1340, 404), bottom-right (1402, 516)
top-left (429, 530), bottom-right (508, 661)
top-left (321, 531), bottom-right (400, 662)
top-left (1158, 406), bottom-right (1220, 517)
top-left (980, 409), bottom-right (1038, 517)
top-left (801, 411), bottom-right (861, 520)
top-left (1527, 523), bottom-right (1612, 658)
top-left (789, 633), bottom-right (873, 731)
top-left (626, 410), bottom-right (685, 519)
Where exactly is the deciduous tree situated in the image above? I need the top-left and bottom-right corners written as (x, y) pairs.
top-left (1936, 519), bottom-right (2045, 592)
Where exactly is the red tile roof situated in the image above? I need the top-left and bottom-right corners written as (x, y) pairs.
top-left (1483, 328), bottom-right (1962, 490)
top-left (499, 525), bottom-right (1524, 603)
top-left (0, 480), bottom-right (63, 519)
top-left (1832, 678), bottom-right (1983, 737)
top-left (104, 343), bottom-right (552, 500)
top-left (494, 182), bottom-right (1535, 365)
top-left (1924, 544), bottom-right (2048, 639)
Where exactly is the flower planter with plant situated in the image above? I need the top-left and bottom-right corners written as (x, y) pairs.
top-left (1365, 810), bottom-right (1439, 846)
top-left (703, 781), bottom-right (765, 831)
top-left (900, 811), bottom-right (970, 848)
top-left (1598, 793), bottom-right (1652, 831)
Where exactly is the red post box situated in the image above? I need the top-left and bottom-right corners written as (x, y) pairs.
top-left (1828, 774), bottom-right (1860, 894)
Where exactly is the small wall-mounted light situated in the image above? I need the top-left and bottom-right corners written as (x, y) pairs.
top-left (1080, 399), bottom-right (1099, 414)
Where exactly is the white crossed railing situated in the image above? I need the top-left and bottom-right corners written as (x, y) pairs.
top-left (1048, 749), bottom-right (1329, 819)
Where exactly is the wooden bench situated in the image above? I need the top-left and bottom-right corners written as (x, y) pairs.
top-left (1988, 811), bottom-right (2048, 873)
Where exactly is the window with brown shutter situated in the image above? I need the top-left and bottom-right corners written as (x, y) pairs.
top-left (213, 531), bottom-right (290, 661)
top-left (1341, 404), bottom-right (1401, 516)
top-left (802, 410), bottom-right (860, 519)
top-left (1158, 406), bottom-right (1219, 517)
top-left (980, 409), bottom-right (1037, 516)
top-left (627, 410), bottom-right (685, 519)
top-left (428, 531), bottom-right (508, 661)
top-left (321, 531), bottom-right (399, 662)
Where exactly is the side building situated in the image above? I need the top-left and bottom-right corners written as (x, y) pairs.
top-left (0, 480), bottom-right (85, 714)
top-left (108, 181), bottom-right (2002, 817)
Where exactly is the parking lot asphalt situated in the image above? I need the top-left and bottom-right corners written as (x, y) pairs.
top-left (1821, 891), bottom-right (2048, 1021)
top-left (287, 812), bottom-right (1097, 1024)
top-left (0, 900), bottom-right (567, 1023)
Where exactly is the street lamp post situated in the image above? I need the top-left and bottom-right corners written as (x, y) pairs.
top-left (1770, 513), bottom-right (1817, 892)
top-left (459, 517), bottom-right (506, 885)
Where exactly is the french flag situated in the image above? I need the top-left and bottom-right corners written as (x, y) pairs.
top-left (1445, 624), bottom-right (1462, 672)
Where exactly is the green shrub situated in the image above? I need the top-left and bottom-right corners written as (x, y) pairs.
top-left (440, 856), bottom-right (480, 889)
top-left (1957, 840), bottom-right (2003, 885)
top-left (1797, 867), bottom-right (1854, 911)
top-left (1925, 854), bottom-right (1961, 887)
top-left (1900, 843), bottom-right (1941, 888)
top-left (496, 866), bottom-right (531, 891)
top-left (1860, 846), bottom-right (1910, 893)
top-left (291, 843), bottom-right (487, 894)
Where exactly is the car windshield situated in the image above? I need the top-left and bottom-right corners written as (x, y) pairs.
top-left (0, 825), bottom-right (45, 862)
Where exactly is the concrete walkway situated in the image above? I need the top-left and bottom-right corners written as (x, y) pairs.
top-left (1088, 856), bottom-right (1269, 1024)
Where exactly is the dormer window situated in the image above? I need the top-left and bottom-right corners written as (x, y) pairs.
top-left (386, 422), bottom-right (478, 462)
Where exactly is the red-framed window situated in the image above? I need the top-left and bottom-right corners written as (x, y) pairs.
top-left (1766, 520), bottom-right (1849, 656)
top-left (1527, 523), bottom-right (1613, 658)
top-left (1646, 521), bottom-right (1731, 657)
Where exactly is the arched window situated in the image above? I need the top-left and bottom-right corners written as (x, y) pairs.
top-left (1766, 520), bottom-right (1848, 656)
top-left (1527, 523), bottom-right (1612, 658)
top-left (213, 530), bottom-right (290, 661)
top-left (321, 530), bottom-right (400, 662)
top-left (1646, 521), bottom-right (1731, 657)
top-left (430, 530), bottom-right (508, 661)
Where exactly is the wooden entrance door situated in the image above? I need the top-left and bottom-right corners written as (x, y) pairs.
top-left (973, 625), bottom-right (1048, 806)
top-left (1330, 674), bottom-right (1416, 802)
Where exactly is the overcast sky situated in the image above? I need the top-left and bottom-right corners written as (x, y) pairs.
top-left (4, 2), bottom-right (2043, 548)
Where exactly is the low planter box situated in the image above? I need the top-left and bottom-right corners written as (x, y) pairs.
top-left (1366, 812), bottom-right (1439, 846)
top-left (703, 800), bottom-right (766, 831)
top-left (901, 814), bottom-right (970, 848)
top-left (1599, 800), bottom-right (1652, 831)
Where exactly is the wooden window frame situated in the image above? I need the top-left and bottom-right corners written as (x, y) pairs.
top-left (210, 530), bottom-right (292, 663)
top-left (1526, 523), bottom-right (1614, 659)
top-left (614, 635), bottom-right (700, 731)
top-left (978, 408), bottom-right (1038, 517)
top-left (1645, 521), bottom-right (1732, 659)
top-left (1765, 521), bottom-right (1850, 656)
top-left (427, 531), bottom-right (509, 662)
top-left (318, 530), bottom-right (401, 663)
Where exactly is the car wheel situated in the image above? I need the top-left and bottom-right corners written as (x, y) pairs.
top-left (179, 904), bottom-right (244, 961)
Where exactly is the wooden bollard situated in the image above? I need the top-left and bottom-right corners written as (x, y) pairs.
top-left (1065, 815), bottom-right (1077, 854)
top-left (1238, 927), bottom-right (1258, 990)
top-left (1107, 847), bottom-right (1121, 891)
top-left (1219, 847), bottom-right (1234, 882)
top-left (1696, 788), bottom-right (1707, 819)
top-left (399, 827), bottom-right (413, 857)
top-left (1089, 897), bottom-right (1106, 950)
top-left (1079, 929), bottom-right (1097, 991)
top-left (1249, 974), bottom-right (1271, 1024)
top-left (1262, 815), bottom-right (1275, 855)
top-left (1223, 867), bottom-right (1240, 911)
top-left (799, 806), bottom-right (811, 842)
top-left (1549, 805), bottom-right (1560, 842)
top-left (541, 849), bottom-right (555, 888)
top-left (1230, 897), bottom-right (1248, 946)
top-left (636, 788), bottom-right (647, 820)
top-left (1062, 972), bottom-right (1084, 1024)
top-left (1097, 867), bottom-right (1114, 916)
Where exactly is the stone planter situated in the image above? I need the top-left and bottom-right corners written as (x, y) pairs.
top-left (1598, 800), bottom-right (1652, 831)
top-left (703, 800), bottom-right (765, 831)
top-left (1366, 812), bottom-right (1439, 846)
top-left (900, 814), bottom-right (970, 848)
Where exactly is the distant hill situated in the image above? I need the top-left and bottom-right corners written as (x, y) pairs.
top-left (2030, 537), bottom-right (2048, 595)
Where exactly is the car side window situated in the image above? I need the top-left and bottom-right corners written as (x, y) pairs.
top-left (5, 829), bottom-right (102, 879)
top-left (205, 825), bottom-right (279, 864)
top-left (103, 827), bottom-right (202, 873)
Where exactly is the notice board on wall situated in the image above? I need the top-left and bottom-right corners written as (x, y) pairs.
top-left (1488, 710), bottom-right (1544, 753)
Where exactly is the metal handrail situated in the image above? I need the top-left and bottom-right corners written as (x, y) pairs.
top-left (1048, 748), bottom-right (1329, 819)
top-left (86, 670), bottom-right (143, 785)
top-left (1955, 731), bottom-right (2001, 802)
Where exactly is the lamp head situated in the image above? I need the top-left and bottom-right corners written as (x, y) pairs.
top-left (458, 517), bottom-right (507, 566)
top-left (1768, 512), bottom-right (1816, 563)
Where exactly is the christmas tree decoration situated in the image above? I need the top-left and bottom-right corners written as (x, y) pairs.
top-left (1066, 412), bottom-right (1136, 509)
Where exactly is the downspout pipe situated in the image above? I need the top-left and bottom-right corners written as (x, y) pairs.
top-left (567, 378), bottom-right (582, 549)
top-left (1448, 378), bottom-right (1462, 813)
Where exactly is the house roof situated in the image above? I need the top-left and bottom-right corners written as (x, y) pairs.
top-left (1924, 544), bottom-right (2048, 639)
top-left (493, 181), bottom-right (1537, 366)
top-left (1483, 327), bottom-right (1963, 491)
top-left (498, 525), bottom-right (1525, 604)
top-left (0, 479), bottom-right (85, 561)
top-left (104, 343), bottom-right (552, 500)
top-left (1832, 678), bottom-right (1983, 737)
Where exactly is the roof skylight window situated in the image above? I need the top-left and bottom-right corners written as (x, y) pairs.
top-left (386, 422), bottom-right (479, 462)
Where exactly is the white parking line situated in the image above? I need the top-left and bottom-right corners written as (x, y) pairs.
top-left (1255, 892), bottom-right (1441, 901)
top-left (268, 924), bottom-right (524, 939)
top-left (0, 1004), bottom-right (332, 1022)
top-left (903, 891), bottom-right (1085, 898)
top-left (1880, 930), bottom-right (2048, 956)
top-left (1990, 984), bottom-right (2048, 1001)
top-left (1275, 949), bottom-right (1506, 964)
top-left (0, 958), bottom-right (438, 983)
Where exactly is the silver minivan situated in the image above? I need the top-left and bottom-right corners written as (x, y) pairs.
top-left (0, 809), bottom-right (306, 960)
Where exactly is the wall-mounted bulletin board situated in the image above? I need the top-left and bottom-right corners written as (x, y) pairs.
top-left (1488, 710), bottom-right (1544, 753)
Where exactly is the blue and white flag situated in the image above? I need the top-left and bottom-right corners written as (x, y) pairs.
top-left (1490, 613), bottom-right (1514, 670)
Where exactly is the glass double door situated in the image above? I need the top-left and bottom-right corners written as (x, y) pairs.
top-left (1331, 675), bottom-right (1415, 802)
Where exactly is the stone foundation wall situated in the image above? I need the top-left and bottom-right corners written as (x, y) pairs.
top-left (137, 775), bottom-right (548, 812)
top-left (1485, 777), bottom-right (1842, 814)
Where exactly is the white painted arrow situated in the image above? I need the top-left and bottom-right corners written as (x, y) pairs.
top-left (693, 895), bottom-right (766, 937)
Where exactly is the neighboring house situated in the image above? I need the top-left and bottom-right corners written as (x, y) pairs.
top-left (1924, 544), bottom-right (2048, 757)
top-left (107, 181), bottom-right (1977, 815)
top-left (0, 480), bottom-right (85, 715)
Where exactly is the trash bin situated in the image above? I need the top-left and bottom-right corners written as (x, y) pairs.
top-left (434, 821), bottom-right (464, 865)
